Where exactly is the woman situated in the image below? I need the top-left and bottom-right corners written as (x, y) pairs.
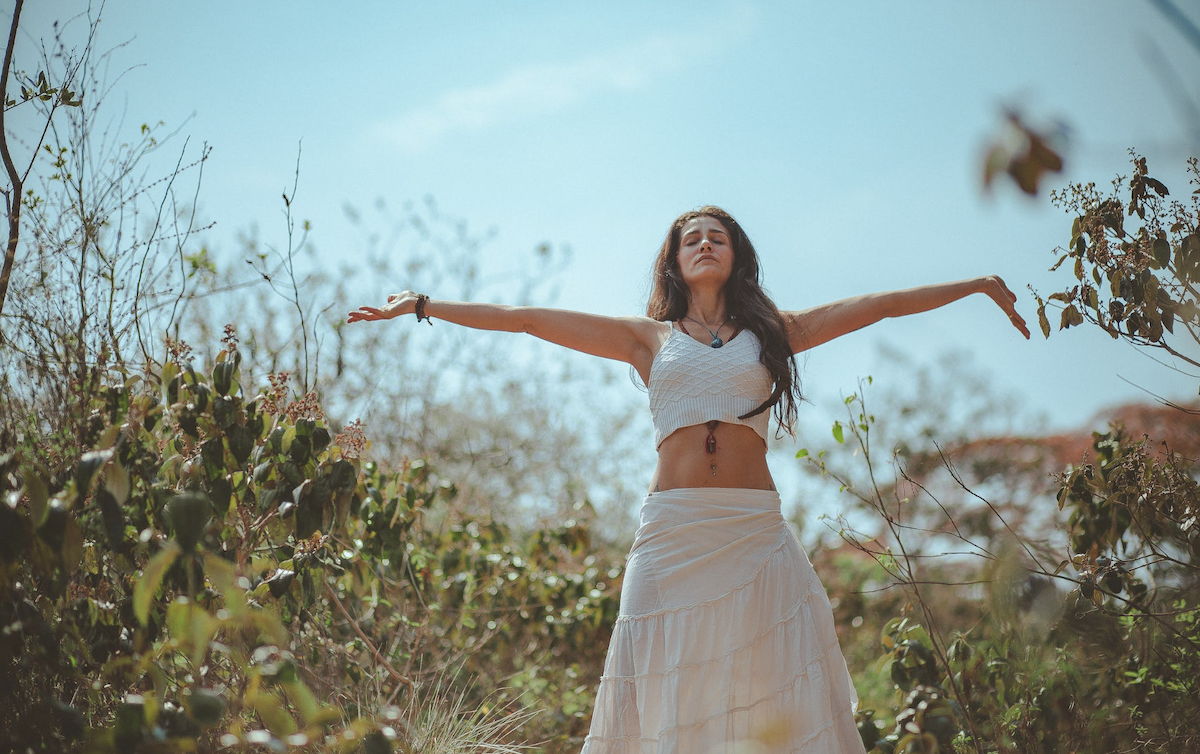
top-left (348, 206), bottom-right (1029, 754)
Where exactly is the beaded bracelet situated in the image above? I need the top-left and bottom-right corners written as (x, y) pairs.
top-left (414, 294), bottom-right (433, 325)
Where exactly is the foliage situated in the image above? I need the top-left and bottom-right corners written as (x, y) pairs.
top-left (1, 11), bottom-right (639, 750)
top-left (179, 193), bottom-right (650, 536)
top-left (803, 373), bottom-right (1200, 753)
top-left (0, 334), bottom-right (622, 752)
top-left (0, 4), bottom-right (216, 478)
top-left (0, 0), bottom-right (87, 315)
top-left (981, 111), bottom-right (1066, 197)
top-left (797, 152), bottom-right (1200, 754)
top-left (1040, 153), bottom-right (1200, 379)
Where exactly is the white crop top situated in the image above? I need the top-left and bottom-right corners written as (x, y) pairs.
top-left (647, 324), bottom-right (773, 448)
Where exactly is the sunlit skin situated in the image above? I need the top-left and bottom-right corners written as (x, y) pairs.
top-left (348, 215), bottom-right (1030, 493)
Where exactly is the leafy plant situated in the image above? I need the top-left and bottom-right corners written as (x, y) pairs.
top-left (1039, 153), bottom-right (1200, 382)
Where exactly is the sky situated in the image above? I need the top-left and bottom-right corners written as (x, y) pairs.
top-left (12, 1), bottom-right (1200, 517)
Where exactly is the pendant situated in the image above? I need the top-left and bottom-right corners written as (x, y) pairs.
top-left (710, 337), bottom-right (723, 348)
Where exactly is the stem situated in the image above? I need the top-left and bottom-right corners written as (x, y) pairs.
top-left (0, 0), bottom-right (25, 318)
top-left (845, 390), bottom-right (987, 752)
top-left (325, 583), bottom-right (414, 693)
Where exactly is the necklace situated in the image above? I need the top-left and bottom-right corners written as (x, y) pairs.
top-left (682, 315), bottom-right (727, 348)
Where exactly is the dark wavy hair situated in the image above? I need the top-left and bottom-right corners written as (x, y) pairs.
top-left (647, 206), bottom-right (801, 438)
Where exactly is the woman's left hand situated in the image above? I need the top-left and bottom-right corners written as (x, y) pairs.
top-left (981, 275), bottom-right (1030, 339)
top-left (347, 290), bottom-right (419, 323)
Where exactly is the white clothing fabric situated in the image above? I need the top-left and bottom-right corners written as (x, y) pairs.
top-left (647, 326), bottom-right (772, 448)
top-left (581, 488), bottom-right (866, 754)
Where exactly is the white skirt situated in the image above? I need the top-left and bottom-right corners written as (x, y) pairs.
top-left (581, 488), bottom-right (866, 754)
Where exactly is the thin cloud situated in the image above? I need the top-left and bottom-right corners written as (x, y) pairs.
top-left (373, 11), bottom-right (756, 152)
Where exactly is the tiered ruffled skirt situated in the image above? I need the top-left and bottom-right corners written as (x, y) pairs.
top-left (581, 488), bottom-right (865, 754)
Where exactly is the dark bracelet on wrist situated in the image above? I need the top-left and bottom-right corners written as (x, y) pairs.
top-left (414, 294), bottom-right (433, 325)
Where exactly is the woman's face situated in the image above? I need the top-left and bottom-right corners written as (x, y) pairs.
top-left (676, 216), bottom-right (734, 292)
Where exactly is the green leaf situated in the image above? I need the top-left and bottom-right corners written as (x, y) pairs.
top-left (264, 569), bottom-right (295, 598)
top-left (189, 610), bottom-right (218, 668)
top-left (248, 690), bottom-right (296, 736)
top-left (328, 459), bottom-right (357, 492)
top-left (1153, 237), bottom-right (1171, 268)
top-left (167, 596), bottom-right (193, 639)
top-left (202, 551), bottom-right (246, 613)
top-left (161, 360), bottom-right (179, 390)
top-left (36, 501), bottom-right (68, 552)
top-left (212, 362), bottom-right (235, 397)
top-left (105, 462), bottom-right (131, 505)
top-left (280, 678), bottom-right (321, 725)
top-left (281, 425), bottom-right (297, 454)
top-left (186, 688), bottom-right (226, 727)
top-left (134, 543), bottom-right (181, 625)
top-left (62, 514), bottom-right (84, 574)
top-left (113, 697), bottom-right (145, 751)
top-left (795, 448), bottom-right (809, 459)
top-left (75, 450), bottom-right (113, 496)
top-left (226, 425), bottom-right (255, 466)
top-left (832, 422), bottom-right (844, 444)
top-left (167, 492), bottom-right (212, 551)
top-left (24, 473), bottom-right (49, 527)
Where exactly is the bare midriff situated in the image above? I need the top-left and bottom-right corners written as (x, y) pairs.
top-left (649, 421), bottom-right (774, 493)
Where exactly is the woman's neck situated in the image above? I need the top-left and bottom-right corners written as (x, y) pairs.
top-left (685, 289), bottom-right (728, 326)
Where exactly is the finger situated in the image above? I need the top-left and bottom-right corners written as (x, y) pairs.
top-left (1009, 313), bottom-right (1030, 339)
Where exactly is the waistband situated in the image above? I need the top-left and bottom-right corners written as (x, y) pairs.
top-left (644, 486), bottom-right (781, 511)
top-left (652, 485), bottom-right (782, 497)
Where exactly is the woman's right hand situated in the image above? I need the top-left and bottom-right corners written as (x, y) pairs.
top-left (978, 275), bottom-right (1030, 339)
top-left (347, 290), bottom-right (418, 323)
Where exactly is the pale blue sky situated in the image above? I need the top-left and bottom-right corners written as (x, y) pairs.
top-left (18, 1), bottom-right (1200, 441)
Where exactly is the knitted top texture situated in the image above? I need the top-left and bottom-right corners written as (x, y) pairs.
top-left (647, 325), bottom-right (772, 448)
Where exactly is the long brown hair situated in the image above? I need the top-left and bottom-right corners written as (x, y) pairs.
top-left (647, 206), bottom-right (801, 437)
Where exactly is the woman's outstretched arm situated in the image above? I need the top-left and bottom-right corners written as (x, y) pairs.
top-left (783, 275), bottom-right (1029, 353)
top-left (348, 290), bottom-right (667, 382)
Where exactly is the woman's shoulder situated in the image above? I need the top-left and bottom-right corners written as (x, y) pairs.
top-left (623, 316), bottom-right (674, 339)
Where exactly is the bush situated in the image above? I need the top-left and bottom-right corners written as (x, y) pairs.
top-left (1, 333), bottom-right (622, 753)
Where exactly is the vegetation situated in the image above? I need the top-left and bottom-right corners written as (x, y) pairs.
top-left (801, 153), bottom-right (1200, 753)
top-left (3, 4), bottom-right (1198, 754)
top-left (0, 337), bottom-right (621, 752)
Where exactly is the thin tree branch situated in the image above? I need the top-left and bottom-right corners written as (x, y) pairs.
top-left (325, 584), bottom-right (414, 692)
top-left (0, 0), bottom-right (26, 318)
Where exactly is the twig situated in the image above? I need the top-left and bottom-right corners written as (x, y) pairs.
top-left (325, 583), bottom-right (414, 693)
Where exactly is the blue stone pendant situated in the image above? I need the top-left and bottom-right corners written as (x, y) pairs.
top-left (710, 337), bottom-right (723, 348)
